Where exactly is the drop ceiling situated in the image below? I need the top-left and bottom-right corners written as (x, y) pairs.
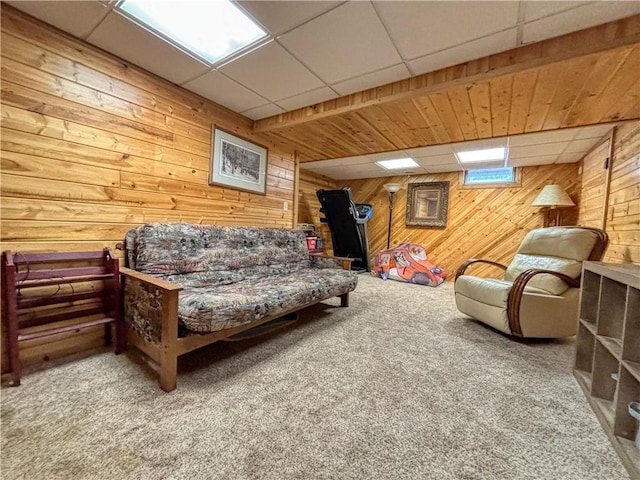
top-left (6, 1), bottom-right (640, 180)
top-left (300, 123), bottom-right (617, 180)
top-left (8, 0), bottom-right (638, 120)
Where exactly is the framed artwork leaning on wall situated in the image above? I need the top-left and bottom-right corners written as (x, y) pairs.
top-left (210, 127), bottom-right (268, 195)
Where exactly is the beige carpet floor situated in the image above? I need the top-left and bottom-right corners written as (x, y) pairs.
top-left (0, 275), bottom-right (629, 479)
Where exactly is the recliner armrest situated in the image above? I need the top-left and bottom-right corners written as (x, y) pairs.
top-left (507, 268), bottom-right (580, 336)
top-left (455, 259), bottom-right (507, 281)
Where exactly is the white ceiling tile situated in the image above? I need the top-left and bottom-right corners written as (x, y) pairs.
top-left (508, 128), bottom-right (580, 146)
top-left (522, 2), bottom-right (640, 44)
top-left (219, 41), bottom-right (323, 102)
top-left (331, 64), bottom-right (411, 96)
top-left (508, 142), bottom-right (567, 158)
top-left (556, 152), bottom-right (584, 164)
top-left (241, 103), bottom-right (286, 120)
top-left (564, 138), bottom-right (603, 153)
top-left (279, 1), bottom-right (401, 84)
top-left (523, 1), bottom-right (592, 22)
top-left (573, 124), bottom-right (617, 140)
top-left (237, 1), bottom-right (342, 35)
top-left (7, 1), bottom-right (110, 38)
top-left (182, 71), bottom-right (267, 112)
top-left (451, 137), bottom-right (509, 152)
top-left (508, 155), bottom-right (558, 167)
top-left (461, 160), bottom-right (506, 169)
top-left (366, 150), bottom-right (412, 162)
top-left (375, 0), bottom-right (519, 60)
top-left (414, 154), bottom-right (458, 166)
top-left (305, 157), bottom-right (371, 168)
top-left (424, 164), bottom-right (463, 173)
top-left (276, 87), bottom-right (338, 111)
top-left (87, 11), bottom-right (209, 84)
top-left (408, 28), bottom-right (518, 76)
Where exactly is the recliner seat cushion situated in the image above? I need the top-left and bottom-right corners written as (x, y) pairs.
top-left (455, 276), bottom-right (550, 308)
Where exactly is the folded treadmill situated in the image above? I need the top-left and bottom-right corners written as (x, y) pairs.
top-left (316, 188), bottom-right (373, 272)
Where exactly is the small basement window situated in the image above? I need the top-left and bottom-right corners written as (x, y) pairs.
top-left (463, 167), bottom-right (518, 187)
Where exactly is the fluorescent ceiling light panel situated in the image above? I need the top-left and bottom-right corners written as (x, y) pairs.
top-left (455, 147), bottom-right (506, 163)
top-left (375, 158), bottom-right (419, 170)
top-left (119, 0), bottom-right (266, 64)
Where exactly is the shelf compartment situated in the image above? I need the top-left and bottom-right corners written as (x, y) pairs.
top-left (592, 341), bottom-right (620, 403)
top-left (623, 285), bottom-right (640, 363)
top-left (593, 397), bottom-right (616, 427)
top-left (580, 269), bottom-right (601, 324)
top-left (574, 369), bottom-right (593, 393)
top-left (598, 335), bottom-right (623, 360)
top-left (597, 277), bottom-right (627, 339)
top-left (623, 360), bottom-right (640, 384)
top-left (575, 323), bottom-right (595, 373)
top-left (580, 318), bottom-right (597, 336)
top-left (614, 368), bottom-right (640, 440)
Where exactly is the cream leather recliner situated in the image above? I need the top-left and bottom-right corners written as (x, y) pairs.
top-left (454, 227), bottom-right (608, 338)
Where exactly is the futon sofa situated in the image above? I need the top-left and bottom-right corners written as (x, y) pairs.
top-left (121, 223), bottom-right (358, 391)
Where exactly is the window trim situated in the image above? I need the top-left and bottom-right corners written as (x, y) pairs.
top-left (459, 167), bottom-right (522, 189)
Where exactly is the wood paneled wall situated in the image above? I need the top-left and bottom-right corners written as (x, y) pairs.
top-left (341, 164), bottom-right (581, 279)
top-left (582, 121), bottom-right (640, 263)
top-left (297, 169), bottom-right (338, 253)
top-left (0, 7), bottom-right (295, 368)
top-left (1, 8), bottom-right (295, 255)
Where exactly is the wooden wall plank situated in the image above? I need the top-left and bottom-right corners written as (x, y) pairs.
top-left (597, 121), bottom-right (640, 263)
top-left (340, 164), bottom-right (581, 280)
top-left (0, 6), bottom-right (296, 370)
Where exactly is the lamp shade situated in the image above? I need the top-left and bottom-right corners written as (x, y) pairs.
top-left (531, 185), bottom-right (575, 208)
top-left (383, 183), bottom-right (402, 193)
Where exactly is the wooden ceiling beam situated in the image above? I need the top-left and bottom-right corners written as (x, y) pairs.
top-left (254, 15), bottom-right (640, 134)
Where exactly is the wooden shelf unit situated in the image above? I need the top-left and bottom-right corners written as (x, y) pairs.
top-left (574, 262), bottom-right (640, 479)
top-left (1, 249), bottom-right (124, 386)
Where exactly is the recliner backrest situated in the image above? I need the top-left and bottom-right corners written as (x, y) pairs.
top-left (504, 227), bottom-right (603, 295)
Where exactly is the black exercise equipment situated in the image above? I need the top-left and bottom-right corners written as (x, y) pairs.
top-left (316, 188), bottom-right (373, 272)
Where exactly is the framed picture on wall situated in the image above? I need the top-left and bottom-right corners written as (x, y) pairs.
top-left (210, 127), bottom-right (268, 195)
top-left (406, 181), bottom-right (450, 227)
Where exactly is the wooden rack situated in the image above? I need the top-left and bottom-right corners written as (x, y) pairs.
top-left (574, 261), bottom-right (640, 479)
top-left (1, 249), bottom-right (124, 386)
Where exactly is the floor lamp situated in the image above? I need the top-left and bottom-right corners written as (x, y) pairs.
top-left (531, 184), bottom-right (575, 227)
top-left (383, 183), bottom-right (402, 248)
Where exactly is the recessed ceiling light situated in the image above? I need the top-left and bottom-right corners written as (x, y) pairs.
top-left (119, 0), bottom-right (267, 64)
top-left (455, 147), bottom-right (507, 163)
top-left (375, 158), bottom-right (419, 170)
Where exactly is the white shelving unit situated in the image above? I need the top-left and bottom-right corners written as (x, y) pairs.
top-left (574, 262), bottom-right (640, 479)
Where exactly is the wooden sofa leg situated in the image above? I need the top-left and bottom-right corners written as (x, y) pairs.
top-left (160, 355), bottom-right (177, 392)
top-left (340, 293), bottom-right (349, 307)
top-left (160, 290), bottom-right (179, 392)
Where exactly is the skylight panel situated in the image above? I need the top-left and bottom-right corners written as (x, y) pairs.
top-left (455, 147), bottom-right (507, 164)
top-left (119, 0), bottom-right (267, 64)
top-left (376, 158), bottom-right (419, 170)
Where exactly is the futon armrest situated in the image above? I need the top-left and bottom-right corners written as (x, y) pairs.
top-left (454, 259), bottom-right (507, 281)
top-left (120, 267), bottom-right (182, 292)
top-left (311, 254), bottom-right (354, 271)
top-left (506, 269), bottom-right (580, 336)
top-left (121, 267), bottom-right (182, 345)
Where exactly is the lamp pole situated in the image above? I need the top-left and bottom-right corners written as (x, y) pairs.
top-left (383, 183), bottom-right (402, 249)
top-left (387, 191), bottom-right (395, 249)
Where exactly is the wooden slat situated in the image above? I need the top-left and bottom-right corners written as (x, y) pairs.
top-left (339, 163), bottom-right (582, 278)
top-left (255, 15), bottom-right (640, 134)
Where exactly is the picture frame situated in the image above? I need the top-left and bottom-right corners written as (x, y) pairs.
top-left (406, 181), bottom-right (449, 227)
top-left (210, 127), bottom-right (268, 195)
